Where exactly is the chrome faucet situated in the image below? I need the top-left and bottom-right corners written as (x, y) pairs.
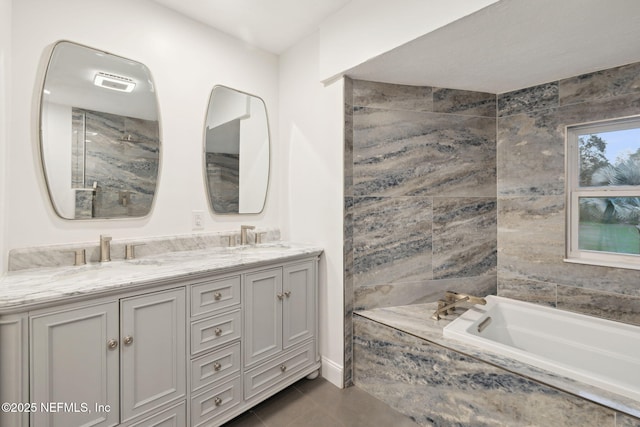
top-left (431, 291), bottom-right (486, 320)
top-left (100, 235), bottom-right (112, 262)
top-left (240, 225), bottom-right (255, 245)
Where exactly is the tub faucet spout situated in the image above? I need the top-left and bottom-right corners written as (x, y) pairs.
top-left (431, 291), bottom-right (486, 321)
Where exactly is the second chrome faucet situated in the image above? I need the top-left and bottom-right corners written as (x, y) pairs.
top-left (100, 235), bottom-right (112, 262)
top-left (240, 225), bottom-right (255, 245)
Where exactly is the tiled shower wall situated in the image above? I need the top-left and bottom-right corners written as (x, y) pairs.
top-left (497, 61), bottom-right (640, 325)
top-left (345, 61), bottom-right (640, 386)
top-left (343, 79), bottom-right (498, 385)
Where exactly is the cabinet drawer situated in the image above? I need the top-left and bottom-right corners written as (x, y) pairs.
top-left (191, 276), bottom-right (240, 318)
top-left (190, 376), bottom-right (242, 427)
top-left (191, 309), bottom-right (241, 355)
top-left (191, 342), bottom-right (241, 393)
top-left (244, 341), bottom-right (315, 399)
top-left (126, 401), bottom-right (186, 427)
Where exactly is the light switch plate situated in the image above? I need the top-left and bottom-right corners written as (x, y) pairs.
top-left (192, 210), bottom-right (205, 230)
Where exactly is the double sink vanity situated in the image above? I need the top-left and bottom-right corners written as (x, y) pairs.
top-left (0, 234), bottom-right (323, 427)
top-left (2, 35), bottom-right (312, 426)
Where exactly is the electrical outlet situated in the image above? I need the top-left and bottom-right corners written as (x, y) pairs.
top-left (192, 210), bottom-right (204, 230)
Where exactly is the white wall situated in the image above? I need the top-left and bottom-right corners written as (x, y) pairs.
top-left (318, 0), bottom-right (500, 82)
top-left (279, 32), bottom-right (345, 387)
top-left (0, 0), bottom-right (10, 274)
top-left (5, 0), bottom-right (280, 268)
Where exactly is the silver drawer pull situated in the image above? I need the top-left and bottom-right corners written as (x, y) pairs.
top-left (123, 335), bottom-right (134, 346)
top-left (213, 292), bottom-right (222, 300)
top-left (214, 328), bottom-right (223, 336)
top-left (107, 339), bottom-right (118, 350)
top-left (280, 365), bottom-right (287, 372)
top-left (213, 362), bottom-right (222, 371)
top-left (214, 397), bottom-right (222, 406)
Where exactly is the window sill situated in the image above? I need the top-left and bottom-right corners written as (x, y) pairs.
top-left (563, 257), bottom-right (640, 271)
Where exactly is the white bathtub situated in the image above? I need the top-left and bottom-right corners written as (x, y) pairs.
top-left (443, 295), bottom-right (640, 402)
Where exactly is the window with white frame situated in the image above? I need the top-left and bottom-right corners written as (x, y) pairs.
top-left (566, 116), bottom-right (640, 269)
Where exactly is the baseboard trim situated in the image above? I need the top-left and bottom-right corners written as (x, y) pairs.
top-left (320, 356), bottom-right (343, 388)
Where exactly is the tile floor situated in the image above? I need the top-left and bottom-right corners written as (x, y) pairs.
top-left (222, 377), bottom-right (420, 427)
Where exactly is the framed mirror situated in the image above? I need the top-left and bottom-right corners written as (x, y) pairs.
top-left (39, 41), bottom-right (160, 219)
top-left (204, 85), bottom-right (270, 214)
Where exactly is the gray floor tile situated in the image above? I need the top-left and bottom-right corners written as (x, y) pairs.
top-left (223, 377), bottom-right (419, 427)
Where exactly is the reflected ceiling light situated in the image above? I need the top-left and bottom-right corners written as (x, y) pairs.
top-left (93, 72), bottom-right (136, 92)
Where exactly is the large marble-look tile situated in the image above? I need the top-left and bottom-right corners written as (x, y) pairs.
top-left (433, 88), bottom-right (496, 117)
top-left (353, 108), bottom-right (496, 197)
top-left (354, 316), bottom-right (616, 426)
top-left (559, 62), bottom-right (640, 106)
top-left (352, 196), bottom-right (432, 289)
top-left (353, 80), bottom-right (433, 112)
top-left (497, 82), bottom-right (559, 117)
top-left (354, 275), bottom-right (496, 311)
top-left (432, 197), bottom-right (496, 279)
top-left (497, 108), bottom-right (565, 196)
top-left (497, 277), bottom-right (557, 307)
top-left (557, 285), bottom-right (640, 326)
top-left (497, 195), bottom-right (566, 285)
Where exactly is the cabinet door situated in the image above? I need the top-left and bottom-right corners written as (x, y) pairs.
top-left (244, 268), bottom-right (282, 366)
top-left (1, 314), bottom-right (28, 427)
top-left (31, 302), bottom-right (119, 427)
top-left (282, 261), bottom-right (315, 349)
top-left (121, 289), bottom-right (186, 422)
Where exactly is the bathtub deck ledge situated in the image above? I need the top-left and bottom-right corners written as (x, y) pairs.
top-left (355, 302), bottom-right (640, 419)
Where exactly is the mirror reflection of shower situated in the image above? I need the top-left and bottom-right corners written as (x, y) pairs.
top-left (39, 41), bottom-right (160, 219)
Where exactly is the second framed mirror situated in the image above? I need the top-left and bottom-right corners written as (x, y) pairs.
top-left (203, 86), bottom-right (270, 214)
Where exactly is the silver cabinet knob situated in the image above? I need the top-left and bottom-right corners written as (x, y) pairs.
top-left (213, 292), bottom-right (222, 300)
top-left (280, 365), bottom-right (287, 372)
top-left (214, 397), bottom-right (222, 406)
top-left (213, 362), bottom-right (222, 371)
top-left (107, 339), bottom-right (118, 350)
top-left (214, 328), bottom-right (222, 336)
top-left (123, 336), bottom-right (134, 345)
top-left (284, 290), bottom-right (291, 298)
top-left (277, 293), bottom-right (284, 300)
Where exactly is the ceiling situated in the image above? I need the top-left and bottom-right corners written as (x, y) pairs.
top-left (150, 0), bottom-right (640, 94)
top-left (149, 0), bottom-right (350, 54)
top-left (346, 0), bottom-right (640, 93)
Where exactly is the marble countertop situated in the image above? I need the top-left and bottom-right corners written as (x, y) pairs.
top-left (355, 303), bottom-right (640, 419)
top-left (0, 242), bottom-right (322, 314)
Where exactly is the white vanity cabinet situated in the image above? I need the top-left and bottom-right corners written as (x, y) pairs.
top-left (243, 260), bottom-right (317, 400)
top-left (30, 288), bottom-right (186, 427)
top-left (0, 247), bottom-right (321, 427)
